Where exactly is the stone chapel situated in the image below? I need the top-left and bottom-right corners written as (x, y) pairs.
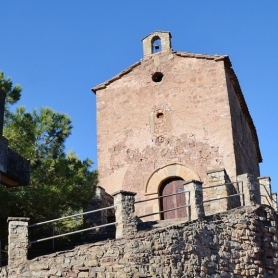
top-left (92, 31), bottom-right (264, 219)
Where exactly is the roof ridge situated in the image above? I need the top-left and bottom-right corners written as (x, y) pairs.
top-left (92, 52), bottom-right (229, 93)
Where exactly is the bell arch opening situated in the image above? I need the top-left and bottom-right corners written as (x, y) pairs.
top-left (151, 36), bottom-right (162, 53)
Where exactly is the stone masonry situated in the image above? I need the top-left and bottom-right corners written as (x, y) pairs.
top-left (92, 31), bottom-right (262, 220)
top-left (1, 30), bottom-right (275, 277)
top-left (7, 217), bottom-right (30, 277)
top-left (183, 180), bottom-right (205, 221)
top-left (2, 205), bottom-right (278, 277)
top-left (1, 180), bottom-right (278, 277)
top-left (112, 190), bottom-right (137, 239)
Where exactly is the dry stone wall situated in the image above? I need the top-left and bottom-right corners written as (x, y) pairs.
top-left (2, 205), bottom-right (278, 277)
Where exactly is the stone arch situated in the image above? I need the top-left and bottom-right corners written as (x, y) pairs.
top-left (145, 163), bottom-right (200, 195)
top-left (142, 31), bottom-right (172, 57)
top-left (151, 35), bottom-right (162, 53)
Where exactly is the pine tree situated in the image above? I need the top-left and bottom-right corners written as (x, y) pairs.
top-left (0, 71), bottom-right (97, 241)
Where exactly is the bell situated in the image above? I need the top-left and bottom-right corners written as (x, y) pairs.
top-left (155, 44), bottom-right (160, 50)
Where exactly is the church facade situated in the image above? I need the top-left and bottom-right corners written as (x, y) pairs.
top-left (92, 31), bottom-right (263, 219)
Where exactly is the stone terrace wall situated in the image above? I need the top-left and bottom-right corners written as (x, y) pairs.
top-left (2, 205), bottom-right (278, 277)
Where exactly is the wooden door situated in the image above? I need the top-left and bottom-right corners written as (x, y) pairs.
top-left (160, 177), bottom-right (187, 220)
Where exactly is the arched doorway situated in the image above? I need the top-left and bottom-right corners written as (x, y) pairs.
top-left (159, 177), bottom-right (187, 220)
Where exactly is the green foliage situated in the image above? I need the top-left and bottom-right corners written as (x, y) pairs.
top-left (4, 106), bottom-right (72, 163)
top-left (0, 72), bottom-right (97, 242)
top-left (0, 71), bottom-right (22, 107)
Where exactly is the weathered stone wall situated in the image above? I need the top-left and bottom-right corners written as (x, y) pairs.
top-left (0, 266), bottom-right (7, 278)
top-left (96, 51), bottom-right (234, 190)
top-left (96, 51), bottom-right (239, 218)
top-left (3, 205), bottom-right (278, 277)
top-left (225, 69), bottom-right (260, 180)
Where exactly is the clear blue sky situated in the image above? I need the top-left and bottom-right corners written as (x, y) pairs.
top-left (1, 1), bottom-right (278, 192)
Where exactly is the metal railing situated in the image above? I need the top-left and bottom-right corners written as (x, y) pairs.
top-left (202, 181), bottom-right (240, 191)
top-left (28, 205), bottom-right (116, 245)
top-left (135, 182), bottom-right (245, 221)
top-left (203, 193), bottom-right (243, 204)
top-left (261, 195), bottom-right (272, 207)
top-left (27, 181), bottom-right (278, 247)
top-left (139, 204), bottom-right (191, 219)
top-left (135, 190), bottom-right (191, 220)
top-left (202, 181), bottom-right (243, 209)
top-left (258, 182), bottom-right (276, 208)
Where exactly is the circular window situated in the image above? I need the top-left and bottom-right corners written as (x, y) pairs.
top-left (152, 72), bottom-right (163, 82)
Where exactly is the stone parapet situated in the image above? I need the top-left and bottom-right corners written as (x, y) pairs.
top-left (2, 205), bottom-right (278, 277)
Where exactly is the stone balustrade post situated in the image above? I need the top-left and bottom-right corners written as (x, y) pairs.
top-left (184, 180), bottom-right (205, 221)
top-left (206, 168), bottom-right (231, 214)
top-left (112, 190), bottom-right (137, 239)
top-left (237, 173), bottom-right (260, 206)
top-left (7, 217), bottom-right (29, 267)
